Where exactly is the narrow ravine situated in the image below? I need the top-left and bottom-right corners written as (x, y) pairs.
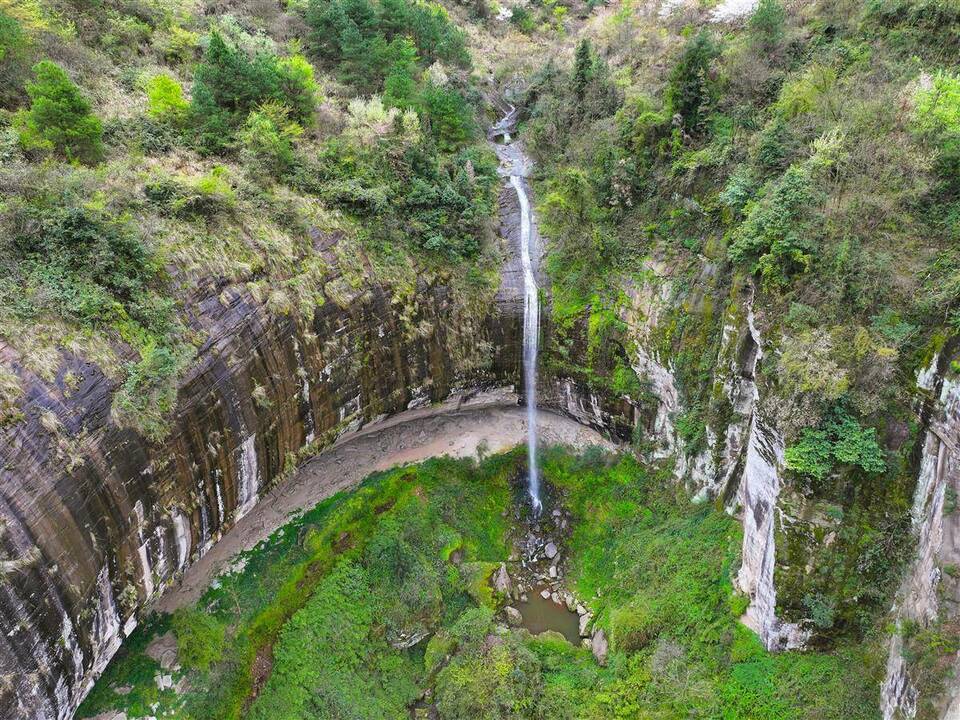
top-left (493, 103), bottom-right (542, 514)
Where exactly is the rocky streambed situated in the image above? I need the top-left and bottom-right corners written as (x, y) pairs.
top-left (491, 475), bottom-right (608, 666)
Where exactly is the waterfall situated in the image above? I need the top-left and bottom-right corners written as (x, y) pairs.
top-left (513, 172), bottom-right (541, 513)
top-left (495, 103), bottom-right (542, 513)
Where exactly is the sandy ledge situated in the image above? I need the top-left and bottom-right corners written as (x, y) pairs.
top-left (153, 391), bottom-right (616, 612)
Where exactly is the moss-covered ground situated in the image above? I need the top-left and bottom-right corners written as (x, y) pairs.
top-left (81, 447), bottom-right (884, 719)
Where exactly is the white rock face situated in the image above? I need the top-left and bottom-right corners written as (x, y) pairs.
top-left (624, 271), bottom-right (762, 503)
top-left (234, 433), bottom-right (259, 521)
top-left (882, 363), bottom-right (960, 720)
top-left (624, 272), bottom-right (804, 649)
top-left (734, 415), bottom-right (809, 651)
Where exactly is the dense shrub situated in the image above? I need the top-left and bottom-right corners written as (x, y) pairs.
top-left (237, 101), bottom-right (302, 179)
top-left (172, 608), bottom-right (226, 672)
top-left (145, 73), bottom-right (188, 124)
top-left (306, 0), bottom-right (469, 92)
top-left (15, 61), bottom-right (103, 163)
top-left (190, 33), bottom-right (317, 154)
top-left (2, 202), bottom-right (158, 327)
top-left (785, 407), bottom-right (886, 482)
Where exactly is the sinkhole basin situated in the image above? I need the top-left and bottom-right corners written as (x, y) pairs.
top-left (78, 446), bottom-right (887, 720)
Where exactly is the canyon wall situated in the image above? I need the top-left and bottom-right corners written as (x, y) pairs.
top-left (0, 230), bottom-right (519, 720)
top-left (882, 350), bottom-right (960, 720)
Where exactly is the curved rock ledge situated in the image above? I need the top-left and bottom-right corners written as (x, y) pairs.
top-left (155, 398), bottom-right (615, 612)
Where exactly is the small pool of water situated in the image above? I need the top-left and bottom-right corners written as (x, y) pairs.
top-left (518, 586), bottom-right (581, 644)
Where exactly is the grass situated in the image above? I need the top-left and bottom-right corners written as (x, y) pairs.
top-left (83, 447), bottom-right (887, 720)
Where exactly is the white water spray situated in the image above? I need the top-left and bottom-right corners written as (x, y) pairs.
top-left (514, 172), bottom-right (541, 513)
top-left (495, 104), bottom-right (542, 514)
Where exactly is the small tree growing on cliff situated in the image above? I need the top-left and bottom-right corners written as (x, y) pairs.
top-left (16, 61), bottom-right (103, 164)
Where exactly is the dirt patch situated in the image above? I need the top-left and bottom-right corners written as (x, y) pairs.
top-left (245, 642), bottom-right (275, 710)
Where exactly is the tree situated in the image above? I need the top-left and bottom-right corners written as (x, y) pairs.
top-left (665, 29), bottom-right (719, 134)
top-left (15, 61), bottom-right (103, 164)
top-left (572, 39), bottom-right (593, 108)
top-left (383, 36), bottom-right (419, 109)
top-left (238, 101), bottom-right (302, 179)
top-left (749, 0), bottom-right (787, 50)
top-left (190, 32), bottom-right (317, 153)
top-left (417, 82), bottom-right (473, 150)
top-left (146, 73), bottom-right (188, 124)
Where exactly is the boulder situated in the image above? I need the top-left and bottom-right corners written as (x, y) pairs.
top-left (492, 562), bottom-right (512, 596)
top-left (591, 630), bottom-right (609, 666)
top-left (579, 612), bottom-right (593, 637)
top-left (544, 542), bottom-right (558, 559)
top-left (540, 589), bottom-right (552, 600)
top-left (505, 606), bottom-right (523, 627)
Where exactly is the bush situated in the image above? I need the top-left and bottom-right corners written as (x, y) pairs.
top-left (2, 203), bottom-right (158, 327)
top-left (509, 5), bottom-right (535, 33)
top-left (15, 61), bottom-right (103, 164)
top-left (238, 101), bottom-right (302, 179)
top-left (113, 341), bottom-right (185, 441)
top-left (145, 73), bottom-right (188, 124)
top-left (190, 33), bottom-right (317, 154)
top-left (610, 600), bottom-right (662, 653)
top-left (172, 608), bottom-right (226, 672)
top-left (785, 407), bottom-right (886, 482)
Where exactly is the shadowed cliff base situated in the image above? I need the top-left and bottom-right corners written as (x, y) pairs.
top-left (155, 394), bottom-right (615, 613)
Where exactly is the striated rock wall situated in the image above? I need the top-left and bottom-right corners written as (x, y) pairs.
top-left (882, 350), bottom-right (960, 720)
top-left (620, 262), bottom-right (806, 650)
top-left (0, 237), bottom-right (519, 720)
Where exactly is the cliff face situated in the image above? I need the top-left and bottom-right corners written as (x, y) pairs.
top-left (0, 229), bottom-right (518, 719)
top-left (882, 350), bottom-right (960, 720)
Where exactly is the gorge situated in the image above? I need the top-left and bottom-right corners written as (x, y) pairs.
top-left (0, 0), bottom-right (959, 718)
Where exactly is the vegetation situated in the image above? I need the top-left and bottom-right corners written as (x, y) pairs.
top-left (83, 449), bottom-right (885, 719)
top-left (15, 60), bottom-right (103, 163)
top-left (0, 0), bottom-right (497, 439)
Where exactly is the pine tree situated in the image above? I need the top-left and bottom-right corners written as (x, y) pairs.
top-left (15, 60), bottom-right (103, 164)
top-left (573, 39), bottom-right (593, 110)
top-left (383, 36), bottom-right (419, 109)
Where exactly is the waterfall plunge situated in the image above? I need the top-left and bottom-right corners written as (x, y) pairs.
top-left (496, 104), bottom-right (541, 514)
top-left (512, 172), bottom-right (541, 514)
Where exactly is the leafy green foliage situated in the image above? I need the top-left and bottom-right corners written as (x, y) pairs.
top-left (1, 201), bottom-right (162, 329)
top-left (237, 101), bottom-right (302, 179)
top-left (785, 408), bottom-right (886, 482)
top-left (15, 61), bottom-right (103, 163)
top-left (0, 10), bottom-right (28, 108)
top-left (728, 164), bottom-right (817, 284)
top-left (86, 450), bottom-right (886, 720)
top-left (665, 30), bottom-right (719, 135)
top-left (172, 608), bottom-right (226, 671)
top-left (306, 0), bottom-right (469, 92)
top-left (190, 32), bottom-right (316, 154)
top-left (748, 0), bottom-right (786, 50)
top-left (248, 563), bottom-right (420, 719)
top-left (296, 129), bottom-right (497, 260)
top-left (75, 614), bottom-right (176, 719)
top-left (145, 73), bottom-right (188, 124)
